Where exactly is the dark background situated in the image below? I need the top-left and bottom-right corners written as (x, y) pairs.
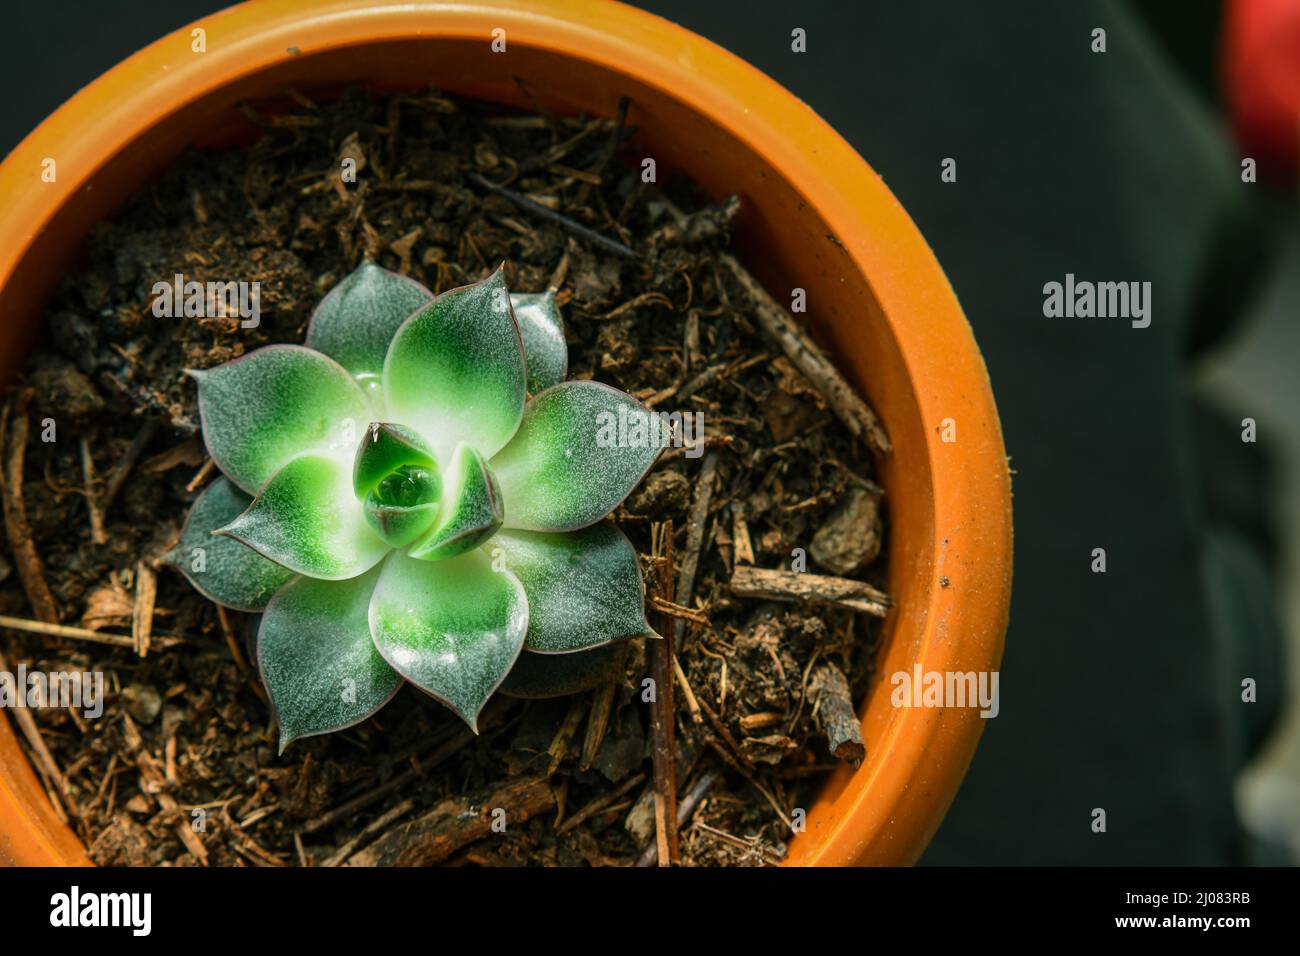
top-left (1, 1), bottom-right (1289, 865)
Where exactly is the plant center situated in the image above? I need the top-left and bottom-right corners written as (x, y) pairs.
top-left (373, 464), bottom-right (440, 508)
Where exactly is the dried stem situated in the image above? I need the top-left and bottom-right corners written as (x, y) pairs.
top-left (1, 392), bottom-right (61, 624)
top-left (79, 437), bottom-right (107, 545)
top-left (730, 565), bottom-right (890, 617)
top-left (648, 520), bottom-right (679, 865)
top-left (0, 614), bottom-right (183, 650)
top-left (467, 172), bottom-right (637, 260)
top-left (636, 766), bottom-right (722, 867)
top-left (673, 449), bottom-right (719, 643)
top-left (719, 253), bottom-right (891, 454)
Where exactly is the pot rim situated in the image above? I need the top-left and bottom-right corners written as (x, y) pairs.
top-left (0, 0), bottom-right (1011, 867)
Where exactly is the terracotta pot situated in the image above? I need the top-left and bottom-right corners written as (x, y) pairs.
top-left (0, 0), bottom-right (1011, 866)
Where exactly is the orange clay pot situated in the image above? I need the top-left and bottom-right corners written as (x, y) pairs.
top-left (0, 0), bottom-right (1011, 867)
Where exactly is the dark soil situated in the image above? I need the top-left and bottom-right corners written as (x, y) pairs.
top-left (0, 87), bottom-right (885, 866)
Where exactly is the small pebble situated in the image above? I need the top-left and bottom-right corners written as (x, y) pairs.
top-left (122, 683), bottom-right (162, 724)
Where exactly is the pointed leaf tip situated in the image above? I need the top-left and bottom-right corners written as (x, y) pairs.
top-left (493, 525), bottom-right (651, 653)
top-left (382, 269), bottom-right (526, 463)
top-left (408, 443), bottom-right (503, 560)
top-left (167, 476), bottom-right (295, 611)
top-left (220, 453), bottom-right (388, 580)
top-left (369, 550), bottom-right (528, 730)
top-left (305, 260), bottom-right (433, 380)
top-left (491, 381), bottom-right (665, 532)
top-left (259, 567), bottom-right (401, 748)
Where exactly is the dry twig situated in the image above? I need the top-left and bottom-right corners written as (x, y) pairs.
top-left (719, 253), bottom-right (891, 454)
top-left (637, 767), bottom-right (722, 867)
top-left (1, 393), bottom-right (60, 624)
top-left (648, 520), bottom-right (679, 865)
top-left (809, 662), bottom-right (866, 766)
top-left (673, 450), bottom-right (719, 645)
top-left (132, 561), bottom-right (157, 658)
top-left (730, 566), bottom-right (890, 617)
top-left (348, 776), bottom-right (553, 867)
top-left (0, 614), bottom-right (184, 650)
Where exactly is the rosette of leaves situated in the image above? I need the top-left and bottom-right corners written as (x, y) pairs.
top-left (166, 262), bottom-right (663, 749)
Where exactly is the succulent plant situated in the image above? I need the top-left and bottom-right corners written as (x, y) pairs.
top-left (166, 262), bottom-right (664, 749)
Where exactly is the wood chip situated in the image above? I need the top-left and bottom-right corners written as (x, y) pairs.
top-left (732, 505), bottom-right (755, 565)
top-left (347, 776), bottom-right (554, 866)
top-left (79, 437), bottom-right (107, 544)
top-left (81, 581), bottom-right (133, 631)
top-left (810, 485), bottom-right (883, 575)
top-left (579, 681), bottom-right (616, 772)
top-left (738, 711), bottom-right (784, 734)
top-left (132, 561), bottom-right (157, 658)
top-left (810, 662), bottom-right (866, 767)
top-left (729, 566), bottom-right (890, 617)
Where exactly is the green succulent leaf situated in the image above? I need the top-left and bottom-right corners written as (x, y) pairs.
top-left (368, 550), bottom-right (528, 731)
top-left (364, 494), bottom-right (439, 546)
top-left (408, 442), bottom-right (503, 560)
top-left (492, 524), bottom-right (651, 653)
top-left (382, 268), bottom-right (526, 462)
top-left (306, 261), bottom-right (433, 382)
top-left (257, 566), bottom-right (402, 752)
top-left (353, 422), bottom-right (438, 498)
top-left (192, 345), bottom-right (371, 494)
top-left (163, 477), bottom-right (296, 611)
top-left (363, 496), bottom-right (439, 550)
top-left (509, 291), bottom-right (567, 394)
top-left (499, 643), bottom-right (628, 699)
top-left (491, 381), bottom-right (665, 531)
top-left (217, 452), bottom-right (388, 580)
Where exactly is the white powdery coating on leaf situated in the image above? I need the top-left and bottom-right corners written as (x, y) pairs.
top-left (168, 477), bottom-right (295, 611)
top-left (220, 453), bottom-right (389, 580)
top-left (510, 291), bottom-right (567, 394)
top-left (306, 261), bottom-right (433, 378)
top-left (368, 550), bottom-right (528, 730)
top-left (194, 344), bottom-right (371, 494)
top-left (382, 269), bottom-right (526, 464)
top-left (493, 525), bottom-right (649, 653)
top-left (490, 381), bottom-right (664, 532)
top-left (258, 567), bottom-right (402, 750)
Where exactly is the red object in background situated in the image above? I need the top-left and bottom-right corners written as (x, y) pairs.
top-left (1224, 0), bottom-right (1300, 182)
